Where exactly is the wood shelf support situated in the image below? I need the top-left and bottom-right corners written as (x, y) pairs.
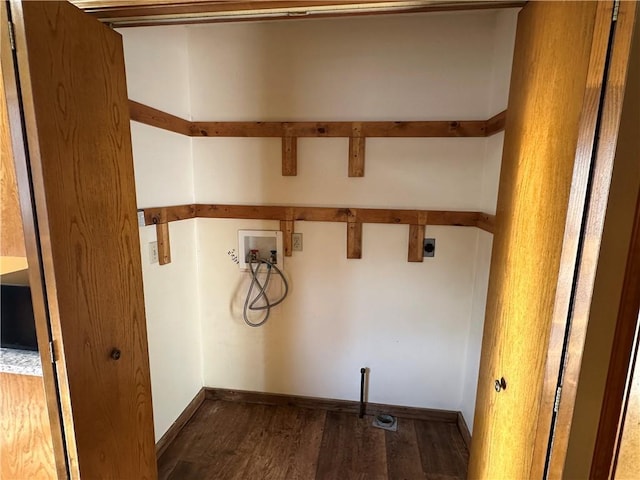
top-left (282, 132), bottom-right (297, 176)
top-left (280, 220), bottom-right (294, 257)
top-left (155, 222), bottom-right (171, 265)
top-left (408, 224), bottom-right (426, 262)
top-left (349, 123), bottom-right (365, 177)
top-left (347, 220), bottom-right (363, 259)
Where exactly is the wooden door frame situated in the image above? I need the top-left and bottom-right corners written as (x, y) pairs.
top-left (530, 2), bottom-right (639, 477)
top-left (589, 98), bottom-right (640, 480)
top-left (0, 1), bottom-right (69, 477)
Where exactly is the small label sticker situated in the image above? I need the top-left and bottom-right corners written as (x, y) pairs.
top-left (137, 210), bottom-right (146, 227)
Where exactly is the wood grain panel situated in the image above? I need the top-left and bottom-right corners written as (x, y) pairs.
top-left (469, 2), bottom-right (606, 478)
top-left (0, 373), bottom-right (56, 480)
top-left (529, 3), bottom-right (616, 475)
top-left (541, 3), bottom-right (639, 477)
top-left (593, 191), bottom-right (640, 479)
top-left (0, 65), bottom-right (26, 258)
top-left (11, 1), bottom-right (156, 478)
top-left (590, 12), bottom-right (640, 472)
top-left (1, 4), bottom-right (68, 475)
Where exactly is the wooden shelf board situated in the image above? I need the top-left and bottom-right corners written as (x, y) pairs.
top-left (129, 100), bottom-right (507, 139)
top-left (0, 256), bottom-right (28, 275)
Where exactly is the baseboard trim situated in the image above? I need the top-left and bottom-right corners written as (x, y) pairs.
top-left (156, 387), bottom-right (205, 459)
top-left (204, 387), bottom-right (459, 423)
top-left (456, 411), bottom-right (472, 449)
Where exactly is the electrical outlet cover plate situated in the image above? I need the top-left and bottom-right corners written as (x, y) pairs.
top-left (149, 241), bottom-right (159, 264)
top-left (292, 233), bottom-right (303, 251)
top-left (423, 238), bottom-right (436, 257)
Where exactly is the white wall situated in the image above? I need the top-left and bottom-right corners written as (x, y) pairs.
top-left (120, 26), bottom-right (203, 441)
top-left (189, 12), bottom-right (515, 411)
top-left (461, 9), bottom-right (518, 431)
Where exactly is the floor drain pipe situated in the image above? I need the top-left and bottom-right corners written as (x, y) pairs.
top-left (359, 367), bottom-right (367, 418)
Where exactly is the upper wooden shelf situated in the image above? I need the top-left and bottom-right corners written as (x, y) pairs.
top-left (128, 100), bottom-right (507, 177)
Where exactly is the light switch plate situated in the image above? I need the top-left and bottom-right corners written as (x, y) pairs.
top-left (149, 241), bottom-right (159, 264)
top-left (137, 210), bottom-right (146, 227)
top-left (292, 233), bottom-right (303, 251)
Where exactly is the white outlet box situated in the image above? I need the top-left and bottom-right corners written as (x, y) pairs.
top-left (238, 230), bottom-right (283, 271)
top-left (149, 241), bottom-right (159, 264)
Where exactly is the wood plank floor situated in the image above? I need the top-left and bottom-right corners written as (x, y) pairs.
top-left (158, 400), bottom-right (469, 480)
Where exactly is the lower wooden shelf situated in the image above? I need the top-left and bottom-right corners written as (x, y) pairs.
top-left (140, 203), bottom-right (495, 265)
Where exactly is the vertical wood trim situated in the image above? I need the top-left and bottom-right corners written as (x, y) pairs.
top-left (280, 220), bottom-right (293, 257)
top-left (535, 3), bottom-right (638, 478)
top-left (0, 3), bottom-right (68, 477)
top-left (281, 135), bottom-right (297, 176)
top-left (408, 224), bottom-right (425, 263)
top-left (348, 123), bottom-right (365, 177)
top-left (347, 221), bottom-right (362, 259)
top-left (156, 222), bottom-right (172, 265)
top-left (591, 190), bottom-right (640, 478)
top-left (0, 68), bottom-right (26, 258)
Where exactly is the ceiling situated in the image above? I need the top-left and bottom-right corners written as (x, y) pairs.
top-left (70, 0), bottom-right (525, 27)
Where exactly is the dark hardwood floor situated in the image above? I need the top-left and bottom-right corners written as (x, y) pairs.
top-left (158, 400), bottom-right (469, 479)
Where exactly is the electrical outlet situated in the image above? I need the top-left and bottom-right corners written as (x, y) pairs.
top-left (149, 241), bottom-right (159, 264)
top-left (292, 233), bottom-right (303, 251)
top-left (423, 238), bottom-right (436, 257)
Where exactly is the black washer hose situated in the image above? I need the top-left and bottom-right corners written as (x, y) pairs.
top-left (359, 367), bottom-right (366, 418)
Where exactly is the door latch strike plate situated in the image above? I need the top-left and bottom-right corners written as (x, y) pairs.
top-left (8, 21), bottom-right (15, 51)
top-left (553, 386), bottom-right (562, 413)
